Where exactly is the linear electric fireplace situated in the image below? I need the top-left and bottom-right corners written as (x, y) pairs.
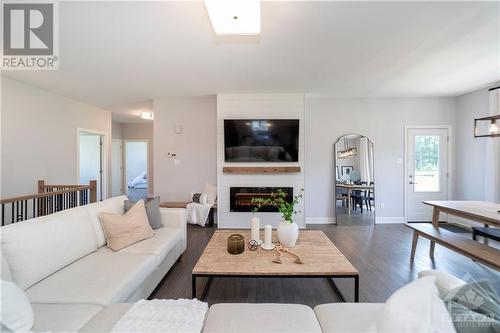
top-left (230, 187), bottom-right (293, 212)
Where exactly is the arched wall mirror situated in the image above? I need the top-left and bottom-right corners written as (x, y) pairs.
top-left (334, 134), bottom-right (375, 226)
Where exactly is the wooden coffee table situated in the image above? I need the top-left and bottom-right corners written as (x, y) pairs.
top-left (192, 230), bottom-right (359, 302)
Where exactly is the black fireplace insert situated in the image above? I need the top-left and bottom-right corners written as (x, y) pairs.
top-left (229, 187), bottom-right (293, 212)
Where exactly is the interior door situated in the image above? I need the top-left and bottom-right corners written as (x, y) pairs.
top-left (79, 133), bottom-right (103, 201)
top-left (112, 139), bottom-right (123, 196)
top-left (406, 128), bottom-right (449, 221)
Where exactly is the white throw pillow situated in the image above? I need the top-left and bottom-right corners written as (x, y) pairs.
top-left (0, 280), bottom-right (34, 332)
top-left (199, 194), bottom-right (208, 205)
top-left (418, 270), bottom-right (466, 299)
top-left (202, 183), bottom-right (217, 205)
top-left (378, 276), bottom-right (456, 333)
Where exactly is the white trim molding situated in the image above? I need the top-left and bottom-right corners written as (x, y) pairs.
top-left (403, 124), bottom-right (454, 222)
top-left (306, 217), bottom-right (336, 225)
top-left (376, 217), bottom-right (406, 224)
top-left (76, 128), bottom-right (108, 200)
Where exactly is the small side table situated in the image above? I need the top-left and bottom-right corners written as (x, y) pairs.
top-left (160, 201), bottom-right (217, 227)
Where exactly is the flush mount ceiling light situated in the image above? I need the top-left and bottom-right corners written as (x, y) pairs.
top-left (204, 0), bottom-right (261, 35)
top-left (140, 111), bottom-right (154, 120)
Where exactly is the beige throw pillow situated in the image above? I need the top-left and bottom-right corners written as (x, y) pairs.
top-left (99, 200), bottom-right (154, 251)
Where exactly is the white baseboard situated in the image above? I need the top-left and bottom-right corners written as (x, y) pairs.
top-left (306, 217), bottom-right (336, 225)
top-left (306, 217), bottom-right (406, 225)
top-left (375, 217), bottom-right (406, 224)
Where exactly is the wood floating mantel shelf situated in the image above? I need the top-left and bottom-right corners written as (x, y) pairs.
top-left (222, 167), bottom-right (301, 174)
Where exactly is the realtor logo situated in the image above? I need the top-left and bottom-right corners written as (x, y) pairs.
top-left (2, 1), bottom-right (58, 70)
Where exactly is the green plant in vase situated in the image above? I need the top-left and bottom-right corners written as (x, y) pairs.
top-left (251, 188), bottom-right (304, 247)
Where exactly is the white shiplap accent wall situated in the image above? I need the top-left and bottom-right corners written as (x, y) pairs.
top-left (217, 94), bottom-right (306, 229)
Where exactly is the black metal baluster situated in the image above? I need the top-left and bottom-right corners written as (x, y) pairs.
top-left (11, 203), bottom-right (14, 224)
top-left (2, 204), bottom-right (5, 226)
top-left (32, 198), bottom-right (36, 219)
top-left (24, 200), bottom-right (27, 220)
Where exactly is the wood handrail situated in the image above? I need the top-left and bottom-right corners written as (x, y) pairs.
top-left (42, 184), bottom-right (88, 189)
top-left (2, 180), bottom-right (97, 226)
top-left (0, 186), bottom-right (90, 204)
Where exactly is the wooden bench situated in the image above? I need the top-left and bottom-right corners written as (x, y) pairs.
top-left (406, 223), bottom-right (500, 271)
top-left (472, 226), bottom-right (500, 243)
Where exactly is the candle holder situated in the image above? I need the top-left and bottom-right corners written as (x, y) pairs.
top-left (227, 234), bottom-right (245, 255)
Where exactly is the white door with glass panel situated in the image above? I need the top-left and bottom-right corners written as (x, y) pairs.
top-left (406, 128), bottom-right (449, 221)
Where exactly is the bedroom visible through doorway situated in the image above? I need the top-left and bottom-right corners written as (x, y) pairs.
top-left (125, 140), bottom-right (148, 202)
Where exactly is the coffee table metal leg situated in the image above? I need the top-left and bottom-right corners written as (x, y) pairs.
top-left (200, 277), bottom-right (213, 301)
top-left (192, 275), bottom-right (197, 299)
top-left (328, 278), bottom-right (346, 302)
top-left (193, 275), bottom-right (213, 301)
top-left (328, 276), bottom-right (359, 303)
top-left (354, 275), bottom-right (359, 302)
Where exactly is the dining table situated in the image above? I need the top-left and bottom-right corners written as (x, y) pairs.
top-left (335, 183), bottom-right (374, 215)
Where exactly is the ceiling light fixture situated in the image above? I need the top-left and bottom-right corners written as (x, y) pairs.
top-left (205, 0), bottom-right (261, 35)
top-left (474, 115), bottom-right (500, 138)
top-left (140, 111), bottom-right (154, 120)
top-left (337, 137), bottom-right (358, 159)
top-left (474, 86), bottom-right (500, 138)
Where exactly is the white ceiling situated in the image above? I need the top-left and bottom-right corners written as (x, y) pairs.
top-left (109, 100), bottom-right (154, 123)
top-left (4, 1), bottom-right (500, 119)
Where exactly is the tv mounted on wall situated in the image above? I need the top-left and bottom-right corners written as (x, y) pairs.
top-left (224, 119), bottom-right (299, 162)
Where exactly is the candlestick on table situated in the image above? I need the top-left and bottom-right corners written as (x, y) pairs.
top-left (261, 224), bottom-right (274, 250)
top-left (250, 217), bottom-right (262, 245)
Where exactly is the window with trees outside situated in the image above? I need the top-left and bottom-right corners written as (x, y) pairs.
top-left (414, 135), bottom-right (440, 192)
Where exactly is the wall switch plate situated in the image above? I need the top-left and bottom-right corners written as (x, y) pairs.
top-left (380, 203), bottom-right (385, 209)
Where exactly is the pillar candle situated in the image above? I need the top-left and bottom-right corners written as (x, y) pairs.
top-left (251, 217), bottom-right (261, 242)
top-left (264, 224), bottom-right (273, 248)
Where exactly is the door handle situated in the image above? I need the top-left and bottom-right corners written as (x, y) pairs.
top-left (409, 182), bottom-right (418, 185)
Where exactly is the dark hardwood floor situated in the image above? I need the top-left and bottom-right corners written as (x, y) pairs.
top-left (150, 224), bottom-right (499, 307)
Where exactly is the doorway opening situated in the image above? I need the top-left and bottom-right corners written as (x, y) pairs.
top-left (405, 126), bottom-right (451, 222)
top-left (78, 130), bottom-right (106, 201)
top-left (125, 140), bottom-right (148, 202)
top-left (112, 139), bottom-right (124, 196)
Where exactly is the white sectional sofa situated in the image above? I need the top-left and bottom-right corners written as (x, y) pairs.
top-left (0, 195), bottom-right (187, 332)
top-left (1, 195), bottom-right (462, 332)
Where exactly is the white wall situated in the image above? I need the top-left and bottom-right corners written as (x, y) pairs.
top-left (153, 97), bottom-right (217, 201)
top-left (217, 94), bottom-right (306, 229)
top-left (1, 76), bottom-right (112, 198)
top-left (306, 97), bottom-right (457, 223)
top-left (455, 88), bottom-right (490, 201)
top-left (112, 121), bottom-right (123, 139)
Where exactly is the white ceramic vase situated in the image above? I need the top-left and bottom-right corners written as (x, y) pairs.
top-left (277, 220), bottom-right (299, 247)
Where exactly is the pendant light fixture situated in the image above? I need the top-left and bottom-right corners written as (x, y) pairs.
top-left (337, 136), bottom-right (358, 159)
top-left (474, 86), bottom-right (500, 138)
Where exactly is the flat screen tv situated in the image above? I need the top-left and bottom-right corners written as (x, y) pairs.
top-left (224, 119), bottom-right (299, 162)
